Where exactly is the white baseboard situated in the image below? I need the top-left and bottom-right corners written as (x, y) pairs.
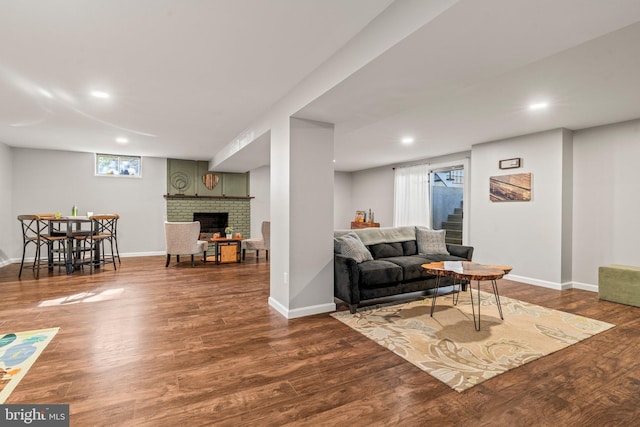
top-left (506, 274), bottom-right (566, 290)
top-left (119, 251), bottom-right (165, 258)
top-left (506, 274), bottom-right (597, 293)
top-left (569, 281), bottom-right (598, 293)
top-left (2, 251), bottom-right (166, 265)
top-left (268, 297), bottom-right (336, 319)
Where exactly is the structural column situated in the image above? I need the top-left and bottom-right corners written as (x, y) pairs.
top-left (268, 117), bottom-right (335, 318)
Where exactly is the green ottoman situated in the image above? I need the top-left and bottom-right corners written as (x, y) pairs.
top-left (599, 264), bottom-right (640, 307)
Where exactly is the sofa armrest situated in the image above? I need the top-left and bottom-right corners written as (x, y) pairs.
top-left (446, 244), bottom-right (474, 261)
top-left (334, 254), bottom-right (361, 305)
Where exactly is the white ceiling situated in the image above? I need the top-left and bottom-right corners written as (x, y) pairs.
top-left (297, 0), bottom-right (640, 171)
top-left (2, 1), bottom-right (640, 172)
top-left (0, 0), bottom-right (392, 160)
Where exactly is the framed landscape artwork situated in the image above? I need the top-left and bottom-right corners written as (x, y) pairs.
top-left (490, 172), bottom-right (532, 202)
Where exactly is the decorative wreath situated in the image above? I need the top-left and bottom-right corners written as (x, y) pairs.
top-left (170, 172), bottom-right (191, 194)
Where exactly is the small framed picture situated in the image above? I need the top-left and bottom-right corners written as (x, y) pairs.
top-left (499, 158), bottom-right (521, 169)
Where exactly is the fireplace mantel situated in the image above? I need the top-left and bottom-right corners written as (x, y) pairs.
top-left (164, 194), bottom-right (253, 200)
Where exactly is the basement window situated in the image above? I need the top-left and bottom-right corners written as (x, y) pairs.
top-left (95, 153), bottom-right (142, 177)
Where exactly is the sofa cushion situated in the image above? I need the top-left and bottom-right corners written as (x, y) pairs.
top-left (358, 260), bottom-right (403, 288)
top-left (342, 226), bottom-right (416, 245)
top-left (369, 242), bottom-right (403, 259)
top-left (416, 227), bottom-right (449, 255)
top-left (402, 240), bottom-right (418, 256)
top-left (384, 256), bottom-right (435, 281)
top-left (334, 232), bottom-right (373, 263)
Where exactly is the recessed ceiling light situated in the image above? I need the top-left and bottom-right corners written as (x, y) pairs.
top-left (333, 159), bottom-right (336, 163)
top-left (116, 137), bottom-right (129, 144)
top-left (91, 91), bottom-right (110, 99)
top-left (529, 102), bottom-right (548, 110)
top-left (401, 137), bottom-right (414, 144)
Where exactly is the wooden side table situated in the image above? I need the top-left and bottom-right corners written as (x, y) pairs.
top-left (350, 222), bottom-right (380, 229)
top-left (207, 238), bottom-right (242, 264)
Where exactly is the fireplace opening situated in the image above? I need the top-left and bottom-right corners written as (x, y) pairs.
top-left (193, 212), bottom-right (228, 234)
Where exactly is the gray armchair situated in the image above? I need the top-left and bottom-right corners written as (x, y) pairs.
top-left (242, 221), bottom-right (270, 261)
top-left (164, 221), bottom-right (208, 267)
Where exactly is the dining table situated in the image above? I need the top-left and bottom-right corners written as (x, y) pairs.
top-left (44, 216), bottom-right (99, 274)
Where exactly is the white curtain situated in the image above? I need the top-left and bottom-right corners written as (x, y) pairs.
top-left (393, 163), bottom-right (430, 227)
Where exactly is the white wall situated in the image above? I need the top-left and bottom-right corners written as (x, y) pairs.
top-left (252, 168), bottom-right (372, 232)
top-left (470, 129), bottom-right (571, 288)
top-left (346, 152), bottom-right (471, 229)
top-left (334, 171), bottom-right (353, 230)
top-left (0, 142), bottom-right (12, 266)
top-left (351, 166), bottom-right (395, 227)
top-left (251, 167), bottom-right (381, 232)
top-left (11, 149), bottom-right (167, 259)
top-left (249, 165), bottom-right (270, 238)
top-left (572, 119), bottom-right (640, 288)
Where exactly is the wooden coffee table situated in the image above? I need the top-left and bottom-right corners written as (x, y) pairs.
top-left (422, 261), bottom-right (512, 331)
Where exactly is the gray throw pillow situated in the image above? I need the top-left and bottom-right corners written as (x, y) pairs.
top-left (334, 231), bottom-right (373, 263)
top-left (416, 226), bottom-right (449, 255)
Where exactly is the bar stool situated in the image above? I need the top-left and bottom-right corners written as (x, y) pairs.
top-left (76, 214), bottom-right (119, 273)
top-left (96, 213), bottom-right (120, 264)
top-left (17, 215), bottom-right (68, 278)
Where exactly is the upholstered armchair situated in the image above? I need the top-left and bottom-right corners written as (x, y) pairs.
top-left (164, 221), bottom-right (208, 267)
top-left (242, 221), bottom-right (270, 261)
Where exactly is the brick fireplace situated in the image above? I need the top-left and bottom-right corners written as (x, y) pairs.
top-left (165, 197), bottom-right (250, 239)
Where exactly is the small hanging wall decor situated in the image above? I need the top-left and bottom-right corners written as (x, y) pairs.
top-left (202, 173), bottom-right (220, 191)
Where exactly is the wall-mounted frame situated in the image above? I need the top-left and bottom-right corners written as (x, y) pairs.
top-left (490, 172), bottom-right (532, 202)
top-left (499, 157), bottom-right (521, 169)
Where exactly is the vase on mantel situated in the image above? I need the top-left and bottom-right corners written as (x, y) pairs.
top-left (226, 234), bottom-right (232, 239)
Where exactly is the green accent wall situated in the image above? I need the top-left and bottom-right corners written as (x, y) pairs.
top-left (167, 159), bottom-right (249, 197)
top-left (165, 159), bottom-right (252, 238)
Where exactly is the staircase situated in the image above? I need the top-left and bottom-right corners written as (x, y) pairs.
top-left (442, 202), bottom-right (463, 245)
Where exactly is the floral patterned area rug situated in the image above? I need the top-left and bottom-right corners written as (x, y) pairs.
top-left (0, 328), bottom-right (59, 403)
top-left (331, 292), bottom-right (613, 392)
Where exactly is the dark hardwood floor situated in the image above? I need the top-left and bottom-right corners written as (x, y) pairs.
top-left (1, 256), bottom-right (639, 426)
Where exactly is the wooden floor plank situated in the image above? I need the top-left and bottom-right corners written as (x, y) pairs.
top-left (1, 259), bottom-right (639, 425)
